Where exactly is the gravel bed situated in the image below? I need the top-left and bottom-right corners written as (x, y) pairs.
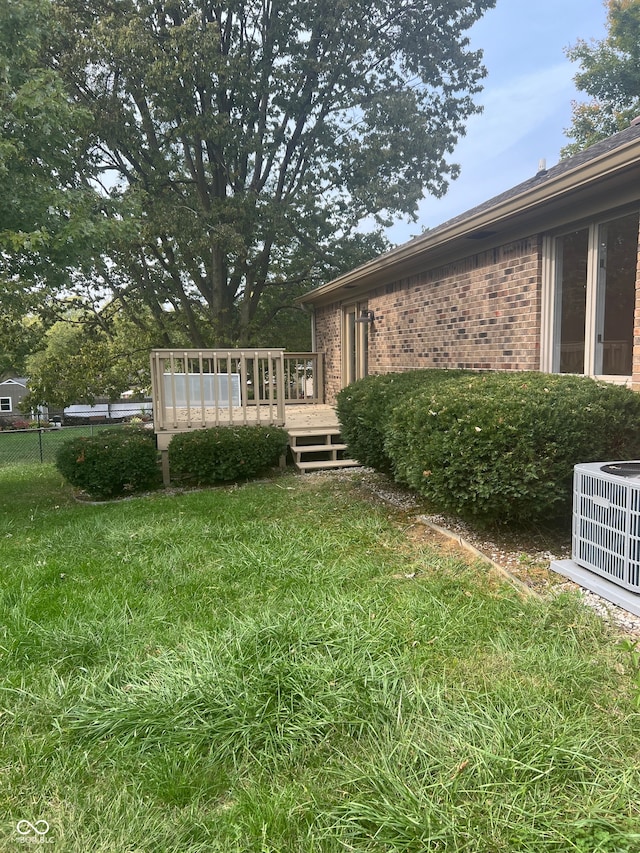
top-left (308, 466), bottom-right (640, 638)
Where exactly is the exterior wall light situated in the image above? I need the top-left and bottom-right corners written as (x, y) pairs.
top-left (355, 309), bottom-right (375, 323)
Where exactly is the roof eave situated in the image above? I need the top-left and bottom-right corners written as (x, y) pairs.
top-left (300, 138), bottom-right (640, 305)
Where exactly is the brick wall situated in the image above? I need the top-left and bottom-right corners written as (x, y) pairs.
top-left (314, 237), bottom-right (543, 403)
top-left (314, 303), bottom-right (343, 404)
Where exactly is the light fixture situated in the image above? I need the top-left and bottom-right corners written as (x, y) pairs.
top-left (355, 309), bottom-right (375, 323)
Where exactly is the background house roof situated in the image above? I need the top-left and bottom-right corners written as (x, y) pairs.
top-left (0, 377), bottom-right (28, 388)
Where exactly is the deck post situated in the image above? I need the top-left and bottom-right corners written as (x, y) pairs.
top-left (274, 352), bottom-right (285, 424)
top-left (161, 448), bottom-right (170, 486)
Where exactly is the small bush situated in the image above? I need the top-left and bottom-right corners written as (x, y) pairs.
top-left (56, 428), bottom-right (161, 499)
top-left (168, 425), bottom-right (289, 485)
top-left (336, 370), bottom-right (466, 471)
top-left (385, 371), bottom-right (640, 525)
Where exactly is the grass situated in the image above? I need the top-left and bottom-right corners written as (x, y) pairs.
top-left (1, 463), bottom-right (639, 851)
top-left (0, 424), bottom-right (120, 467)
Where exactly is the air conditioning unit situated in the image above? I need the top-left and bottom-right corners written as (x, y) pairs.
top-left (572, 461), bottom-right (640, 592)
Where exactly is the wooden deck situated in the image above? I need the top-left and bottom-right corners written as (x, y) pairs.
top-left (156, 404), bottom-right (359, 477)
top-left (149, 350), bottom-right (358, 477)
top-left (282, 404), bottom-right (341, 431)
top-left (151, 349), bottom-right (325, 439)
top-left (154, 404), bottom-right (339, 449)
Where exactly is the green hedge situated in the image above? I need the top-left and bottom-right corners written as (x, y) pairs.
top-left (55, 428), bottom-right (161, 499)
top-left (168, 425), bottom-right (289, 485)
top-left (384, 371), bottom-right (640, 525)
top-left (336, 370), bottom-right (466, 471)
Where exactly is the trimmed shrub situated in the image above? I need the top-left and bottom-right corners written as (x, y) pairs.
top-left (55, 428), bottom-right (161, 499)
top-left (384, 371), bottom-right (640, 525)
top-left (336, 370), bottom-right (467, 471)
top-left (168, 425), bottom-right (289, 485)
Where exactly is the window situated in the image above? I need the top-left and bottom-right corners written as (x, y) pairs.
top-left (543, 210), bottom-right (639, 378)
top-left (0, 397), bottom-right (11, 412)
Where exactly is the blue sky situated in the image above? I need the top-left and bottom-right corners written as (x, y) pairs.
top-left (384, 0), bottom-right (610, 245)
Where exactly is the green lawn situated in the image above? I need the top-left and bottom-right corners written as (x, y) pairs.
top-left (0, 425), bottom-right (118, 467)
top-left (1, 464), bottom-right (639, 852)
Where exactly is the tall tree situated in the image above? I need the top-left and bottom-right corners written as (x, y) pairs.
top-left (563, 0), bottom-right (640, 156)
top-left (0, 0), bottom-right (125, 377)
top-left (24, 310), bottom-right (157, 408)
top-left (36, 0), bottom-right (495, 347)
top-left (0, 0), bottom-right (107, 289)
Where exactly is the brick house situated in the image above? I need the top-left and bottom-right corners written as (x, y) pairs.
top-left (299, 121), bottom-right (640, 404)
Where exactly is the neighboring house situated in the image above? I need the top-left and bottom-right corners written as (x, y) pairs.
top-left (299, 119), bottom-right (640, 403)
top-left (0, 376), bottom-right (152, 424)
top-left (0, 377), bottom-right (30, 421)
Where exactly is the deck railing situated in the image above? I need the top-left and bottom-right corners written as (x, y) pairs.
top-left (150, 349), bottom-right (323, 432)
top-left (283, 352), bottom-right (324, 405)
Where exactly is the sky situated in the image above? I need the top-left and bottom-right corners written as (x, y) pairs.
top-left (384, 0), bottom-right (610, 245)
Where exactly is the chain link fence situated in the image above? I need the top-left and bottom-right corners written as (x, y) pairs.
top-left (0, 413), bottom-right (153, 468)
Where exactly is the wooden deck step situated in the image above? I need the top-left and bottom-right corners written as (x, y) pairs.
top-left (286, 424), bottom-right (359, 473)
top-left (291, 443), bottom-right (349, 456)
top-left (287, 427), bottom-right (342, 439)
top-left (296, 459), bottom-right (362, 472)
